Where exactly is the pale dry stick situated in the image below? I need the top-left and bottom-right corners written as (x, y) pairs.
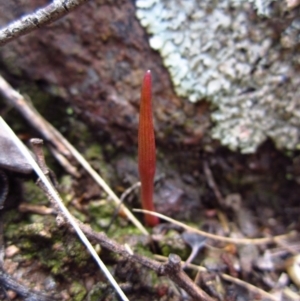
top-left (220, 273), bottom-right (279, 301)
top-left (18, 203), bottom-right (54, 215)
top-left (0, 0), bottom-right (89, 46)
top-left (0, 117), bottom-right (130, 301)
top-left (0, 74), bottom-right (149, 235)
top-left (134, 209), bottom-right (297, 245)
top-left (48, 144), bottom-right (80, 178)
top-left (154, 254), bottom-right (279, 301)
top-left (0, 76), bottom-right (70, 157)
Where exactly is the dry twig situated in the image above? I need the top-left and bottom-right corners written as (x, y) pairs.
top-left (134, 209), bottom-right (297, 245)
top-left (154, 255), bottom-right (280, 301)
top-left (18, 203), bottom-right (54, 215)
top-left (0, 0), bottom-right (89, 46)
top-left (219, 273), bottom-right (279, 301)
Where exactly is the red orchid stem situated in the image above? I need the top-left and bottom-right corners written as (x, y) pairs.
top-left (138, 70), bottom-right (159, 227)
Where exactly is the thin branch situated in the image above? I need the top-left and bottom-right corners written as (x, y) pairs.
top-left (18, 203), bottom-right (54, 215)
top-left (0, 0), bottom-right (89, 46)
top-left (219, 273), bottom-right (279, 301)
top-left (0, 74), bottom-right (149, 235)
top-left (0, 75), bottom-right (70, 156)
top-left (134, 209), bottom-right (297, 245)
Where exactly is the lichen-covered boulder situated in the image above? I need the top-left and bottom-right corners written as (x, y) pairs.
top-left (136, 0), bottom-right (300, 152)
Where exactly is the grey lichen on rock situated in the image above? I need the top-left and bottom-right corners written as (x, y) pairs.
top-left (136, 0), bottom-right (300, 153)
top-left (233, 0), bottom-right (277, 16)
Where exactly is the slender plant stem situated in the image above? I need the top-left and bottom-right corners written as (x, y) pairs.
top-left (134, 209), bottom-right (296, 245)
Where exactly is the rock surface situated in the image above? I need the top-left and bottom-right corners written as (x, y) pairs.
top-left (136, 0), bottom-right (300, 152)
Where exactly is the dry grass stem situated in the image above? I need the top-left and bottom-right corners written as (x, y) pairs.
top-left (0, 0), bottom-right (89, 46)
top-left (134, 209), bottom-right (296, 245)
